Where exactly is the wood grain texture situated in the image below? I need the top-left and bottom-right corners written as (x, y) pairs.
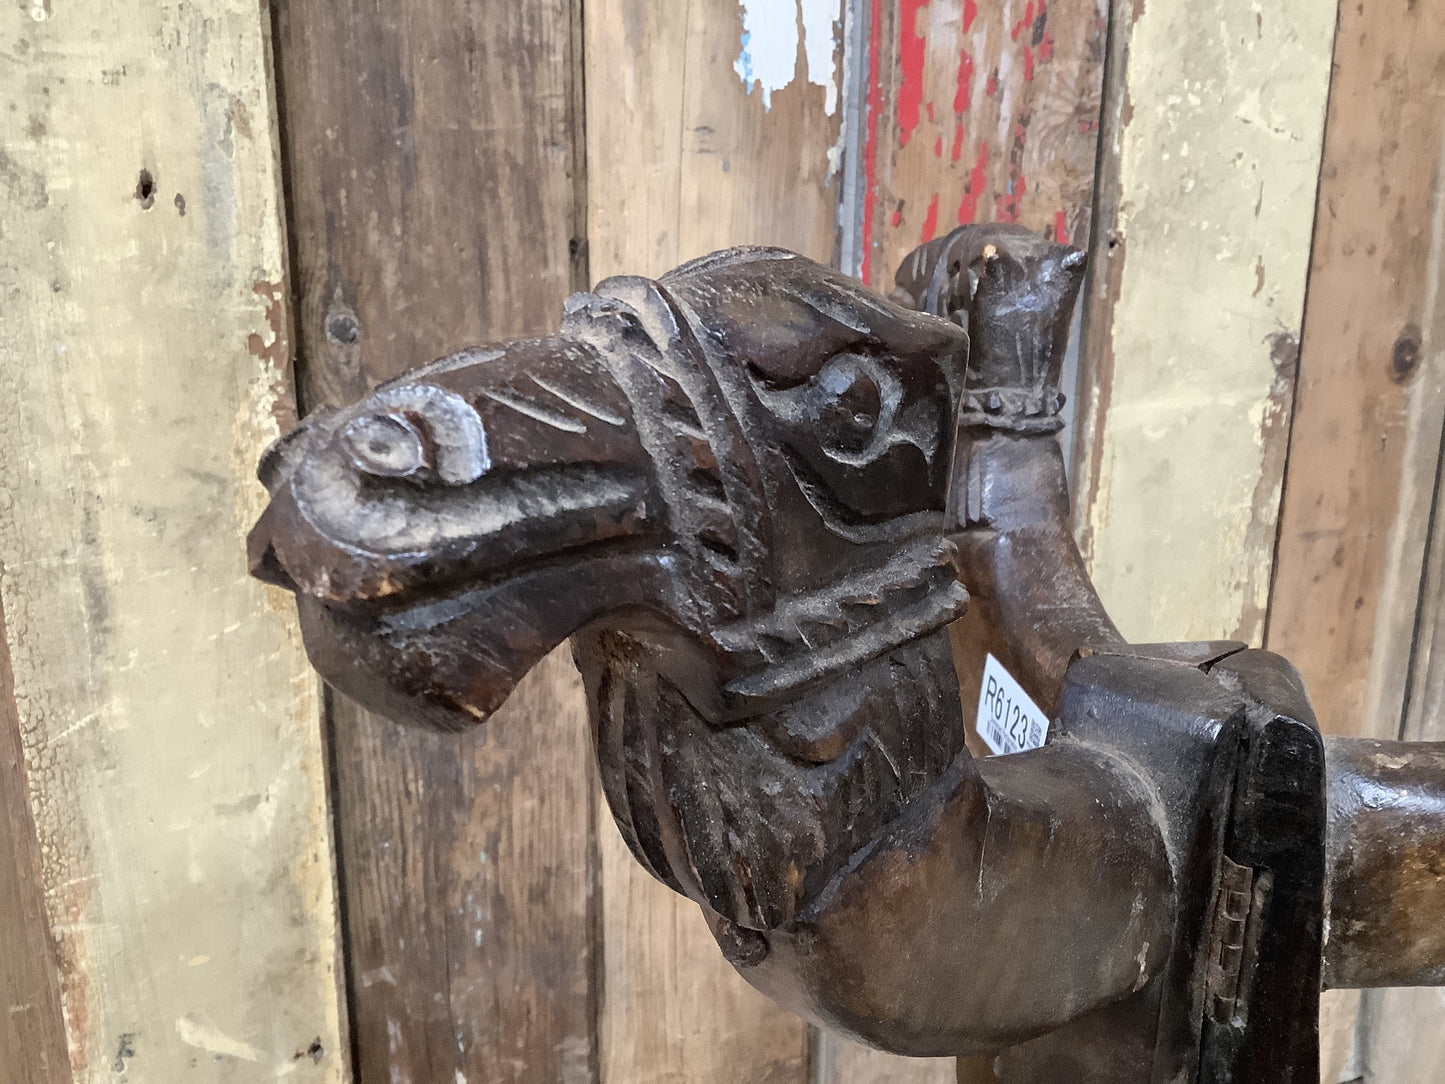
top-left (825, 1038), bottom-right (959, 1084)
top-left (855, 0), bottom-right (1109, 288)
top-left (274, 2), bottom-right (596, 1081)
top-left (0, 597), bottom-right (69, 1083)
top-left (1266, 0), bottom-right (1445, 745)
top-left (0, 1), bottom-right (345, 1078)
top-left (1071, 0), bottom-right (1335, 645)
top-left (587, 0), bottom-right (843, 278)
top-left (585, 2), bottom-right (840, 1079)
top-left (1260, 6), bottom-right (1445, 1075)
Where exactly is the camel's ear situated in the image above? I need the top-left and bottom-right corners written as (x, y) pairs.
top-left (659, 249), bottom-right (969, 394)
top-left (562, 274), bottom-right (686, 362)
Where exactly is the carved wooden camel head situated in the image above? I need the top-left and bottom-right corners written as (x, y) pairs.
top-left (248, 224), bottom-right (1445, 1082)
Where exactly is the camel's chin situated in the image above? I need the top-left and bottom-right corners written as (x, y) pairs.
top-left (294, 560), bottom-right (616, 732)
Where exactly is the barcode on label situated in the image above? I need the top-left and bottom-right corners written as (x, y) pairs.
top-left (975, 654), bottom-right (1050, 756)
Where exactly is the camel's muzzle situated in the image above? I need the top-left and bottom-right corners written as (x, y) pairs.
top-left (246, 337), bottom-right (665, 731)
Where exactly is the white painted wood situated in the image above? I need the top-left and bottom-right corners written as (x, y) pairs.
top-left (0, 2), bottom-right (345, 1078)
top-left (1073, 0), bottom-right (1336, 646)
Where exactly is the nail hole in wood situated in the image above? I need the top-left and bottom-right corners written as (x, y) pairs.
top-left (135, 168), bottom-right (156, 209)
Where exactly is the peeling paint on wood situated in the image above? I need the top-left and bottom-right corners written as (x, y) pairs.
top-left (733, 0), bottom-right (841, 114)
top-left (854, 0), bottom-right (1108, 286)
top-left (0, 1), bottom-right (345, 1079)
top-left (1072, 0), bottom-right (1335, 646)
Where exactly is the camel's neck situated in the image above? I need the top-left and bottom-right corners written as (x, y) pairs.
top-left (573, 625), bottom-right (967, 931)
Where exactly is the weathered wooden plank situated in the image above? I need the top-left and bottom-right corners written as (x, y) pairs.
top-left (1267, 0), bottom-right (1445, 745)
top-left (586, 1), bottom-right (842, 1079)
top-left (588, 0), bottom-right (842, 277)
top-left (851, 0), bottom-right (1109, 287)
top-left (1318, 988), bottom-right (1361, 1084)
top-left (273, 2), bottom-right (596, 1080)
top-left (1259, 4), bottom-right (1445, 1075)
top-left (1070, 0), bottom-right (1335, 645)
top-left (0, 1), bottom-right (345, 1078)
top-left (0, 598), bottom-right (69, 1083)
top-left (826, 1039), bottom-right (960, 1084)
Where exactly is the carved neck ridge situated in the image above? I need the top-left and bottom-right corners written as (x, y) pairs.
top-left (575, 622), bottom-right (968, 933)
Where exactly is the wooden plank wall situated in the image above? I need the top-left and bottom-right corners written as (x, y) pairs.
top-left (1266, 0), bottom-right (1445, 1078)
top-left (0, 1), bottom-right (345, 1079)
top-left (7, 0), bottom-right (1445, 1081)
top-left (273, 3), bottom-right (596, 1082)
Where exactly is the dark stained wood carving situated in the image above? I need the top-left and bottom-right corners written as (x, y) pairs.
top-left (249, 224), bottom-right (1445, 1082)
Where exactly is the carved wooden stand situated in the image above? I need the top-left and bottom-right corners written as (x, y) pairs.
top-left (249, 224), bottom-right (1445, 1082)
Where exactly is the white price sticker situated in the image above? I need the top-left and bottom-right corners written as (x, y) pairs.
top-left (975, 654), bottom-right (1050, 756)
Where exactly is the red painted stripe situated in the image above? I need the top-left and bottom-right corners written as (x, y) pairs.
top-left (957, 141), bottom-right (989, 225)
top-left (995, 169), bottom-right (1027, 223)
top-left (921, 192), bottom-right (940, 242)
top-left (951, 122), bottom-right (966, 163)
top-left (1012, 0), bottom-right (1034, 41)
top-left (953, 50), bottom-right (974, 114)
top-left (1054, 210), bottom-right (1069, 245)
top-left (897, 0), bottom-right (928, 148)
top-left (963, 0), bottom-right (978, 32)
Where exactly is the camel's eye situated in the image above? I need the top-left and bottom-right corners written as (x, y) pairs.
top-left (342, 412), bottom-right (431, 479)
top-left (811, 354), bottom-right (891, 461)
